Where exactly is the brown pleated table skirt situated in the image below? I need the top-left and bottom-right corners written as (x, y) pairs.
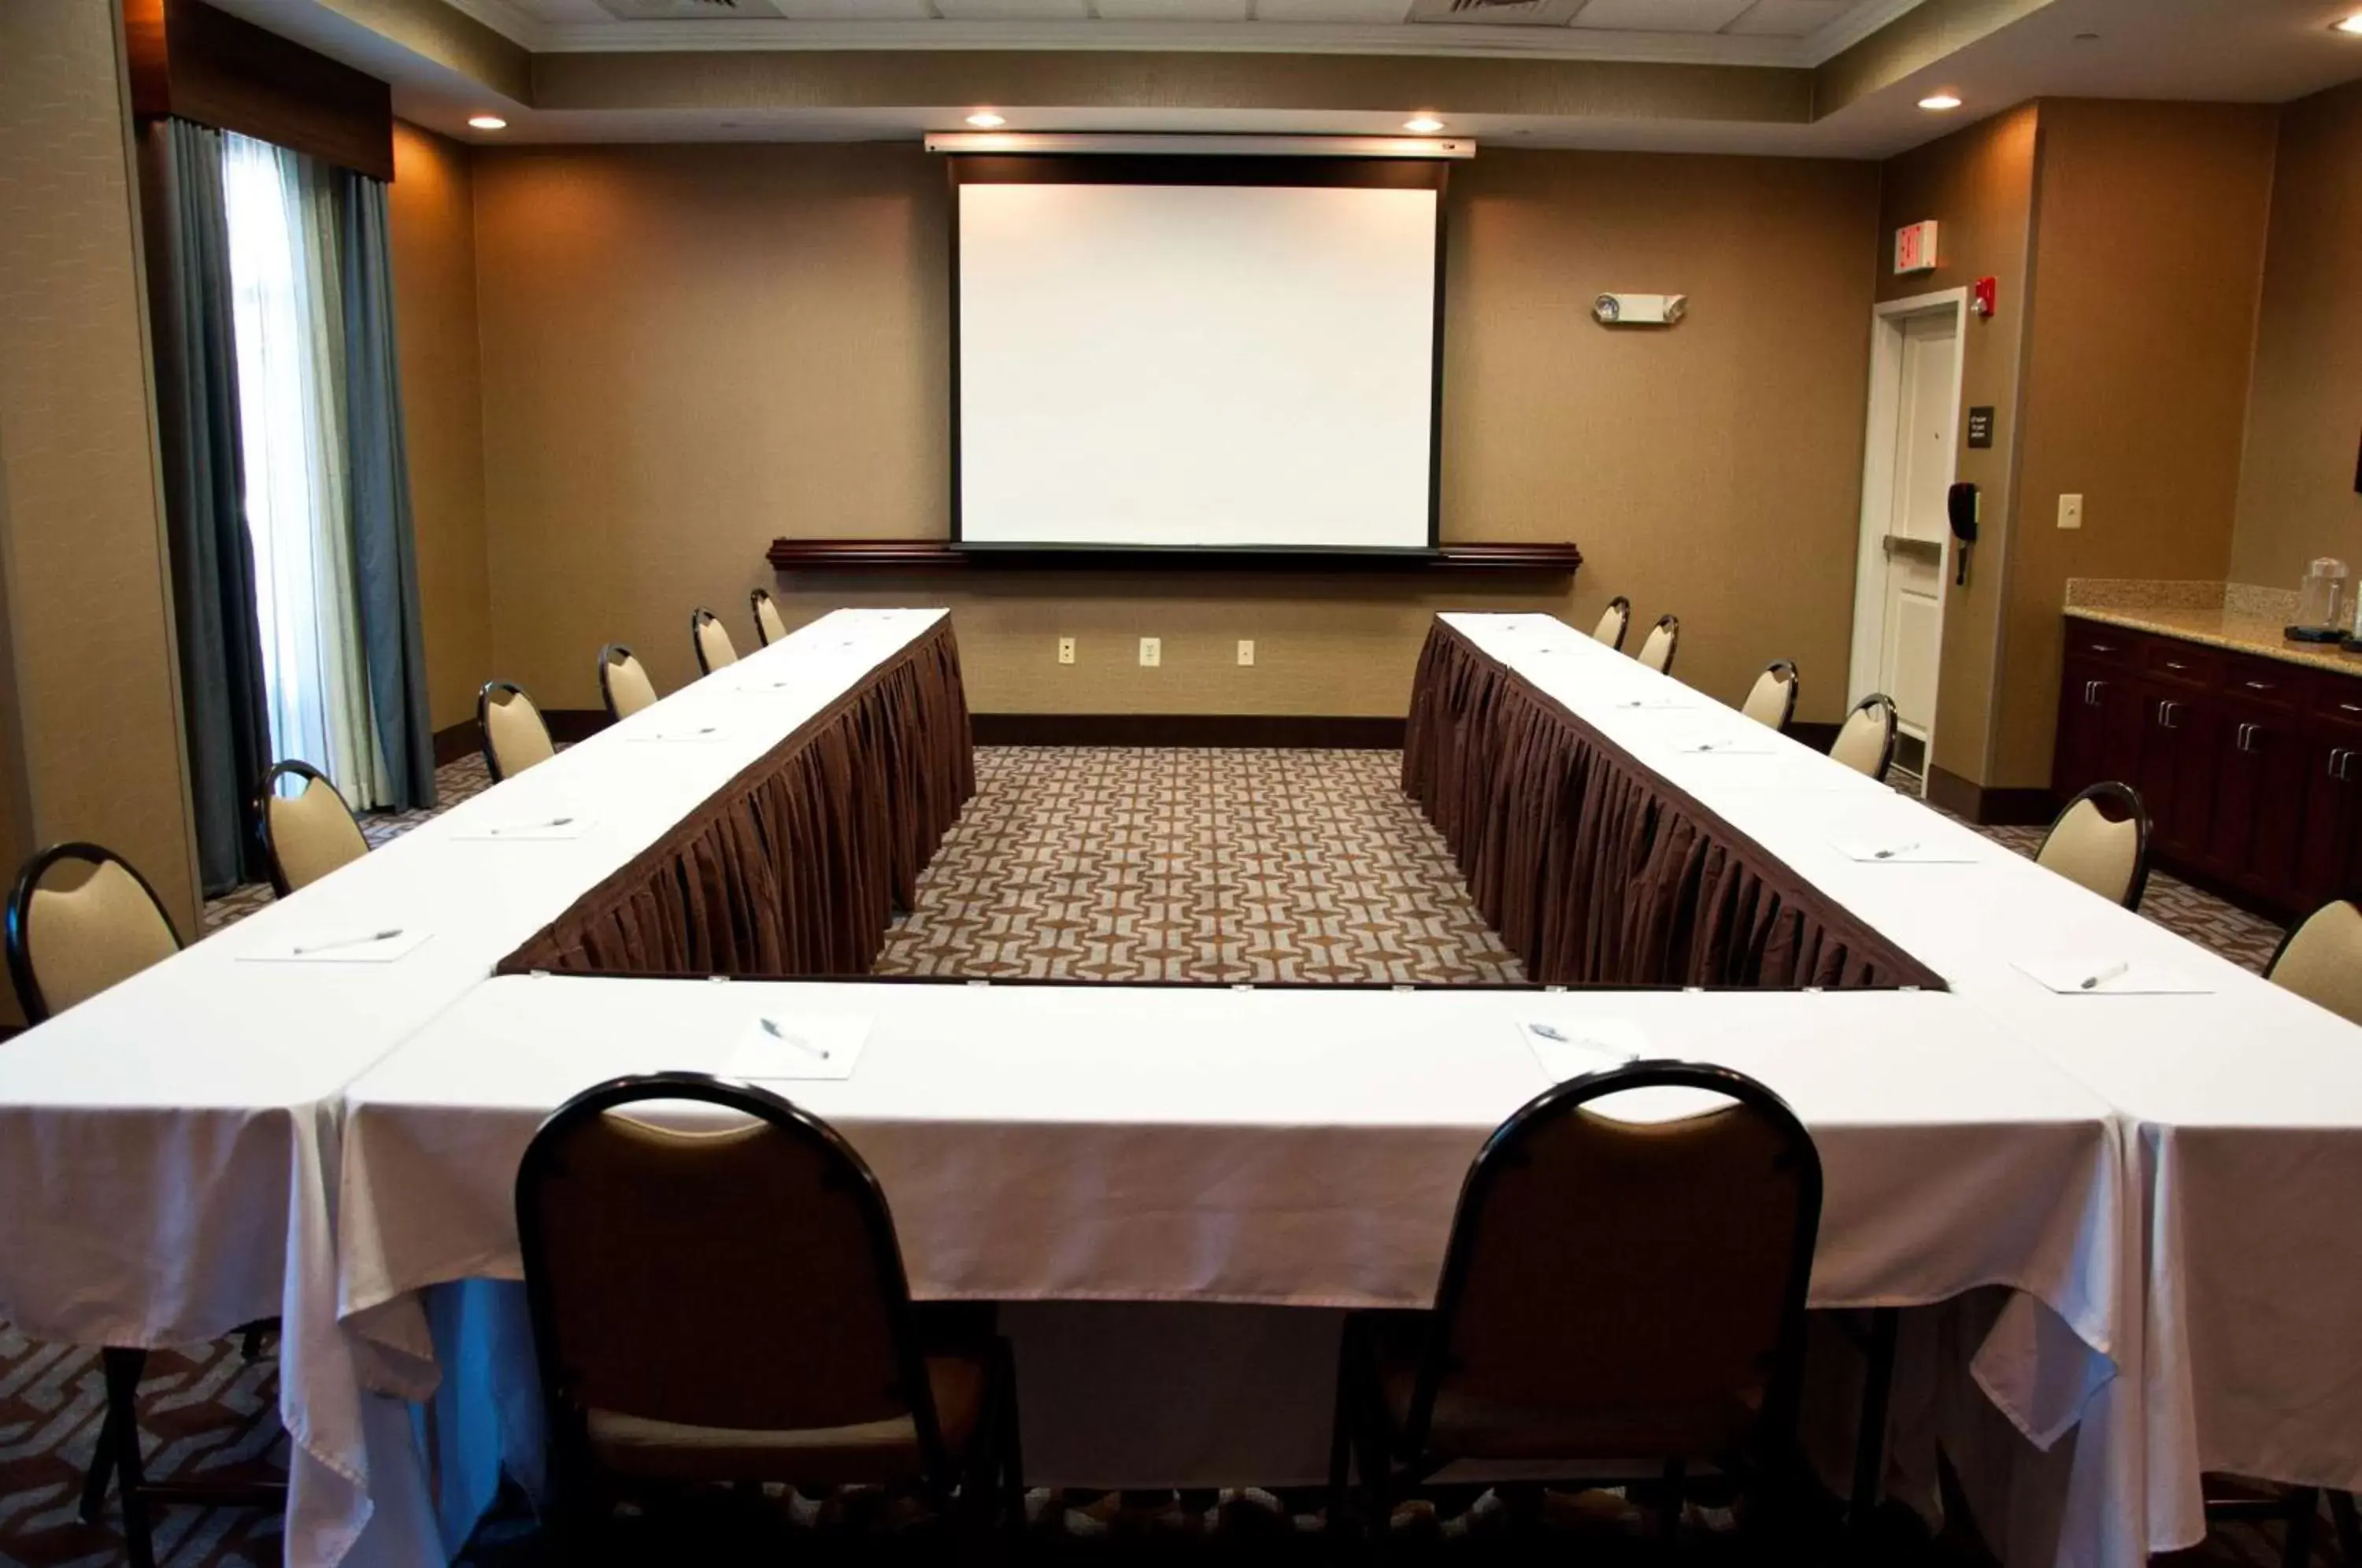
top-left (1402, 619), bottom-right (1942, 991)
top-left (498, 617), bottom-right (974, 979)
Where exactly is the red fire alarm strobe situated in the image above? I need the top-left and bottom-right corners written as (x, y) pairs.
top-left (1972, 276), bottom-right (1997, 317)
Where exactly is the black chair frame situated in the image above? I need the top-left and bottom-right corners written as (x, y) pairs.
top-left (1753, 658), bottom-right (1800, 734)
top-left (1597, 595), bottom-right (1632, 653)
top-left (2039, 779), bottom-right (2153, 912)
top-left (1643, 612), bottom-right (1681, 678)
top-left (254, 759), bottom-right (357, 899)
top-left (1331, 1060), bottom-right (1823, 1548)
top-left (690, 607), bottom-right (730, 675)
top-left (1843, 692), bottom-right (1901, 785)
top-left (516, 1071), bottom-right (1023, 1543)
top-left (5, 841), bottom-right (181, 1026)
top-left (476, 680), bottom-right (545, 785)
top-left (596, 644), bottom-right (645, 727)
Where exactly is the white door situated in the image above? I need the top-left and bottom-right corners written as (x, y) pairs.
top-left (1877, 311), bottom-right (1957, 749)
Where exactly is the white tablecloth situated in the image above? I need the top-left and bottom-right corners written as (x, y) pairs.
top-left (0, 607), bottom-right (951, 1568)
top-left (1442, 611), bottom-right (2362, 1556)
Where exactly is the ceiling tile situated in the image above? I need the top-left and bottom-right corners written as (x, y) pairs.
top-left (1249, 0), bottom-right (1412, 17)
top-left (1098, 0), bottom-right (1251, 17)
top-left (1567, 0), bottom-right (1757, 30)
top-left (931, 0), bottom-right (1092, 17)
top-left (1723, 0), bottom-right (1850, 35)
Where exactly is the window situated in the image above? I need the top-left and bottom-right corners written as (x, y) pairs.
top-left (220, 131), bottom-right (391, 805)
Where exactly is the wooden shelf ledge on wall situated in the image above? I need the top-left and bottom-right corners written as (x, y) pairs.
top-left (765, 538), bottom-right (1584, 575)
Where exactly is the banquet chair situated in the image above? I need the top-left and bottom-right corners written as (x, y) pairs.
top-left (5, 843), bottom-right (283, 1567)
top-left (2266, 900), bottom-right (2362, 1026)
top-left (2034, 781), bottom-right (2150, 911)
top-left (1740, 660), bottom-right (1800, 734)
top-left (1634, 614), bottom-right (1679, 676)
top-left (598, 644), bottom-right (660, 724)
top-left (479, 681), bottom-right (557, 782)
top-left (257, 760), bottom-right (368, 897)
top-left (517, 1072), bottom-right (1024, 1551)
top-left (692, 606), bottom-right (739, 675)
top-left (5, 841), bottom-right (182, 1022)
top-left (1328, 1061), bottom-right (1821, 1553)
top-left (751, 586), bottom-right (789, 648)
top-left (1830, 693), bottom-right (1899, 783)
top-left (1590, 597), bottom-right (1631, 653)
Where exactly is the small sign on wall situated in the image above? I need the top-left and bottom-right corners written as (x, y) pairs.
top-left (1966, 406), bottom-right (1995, 449)
top-left (1894, 220), bottom-right (1940, 275)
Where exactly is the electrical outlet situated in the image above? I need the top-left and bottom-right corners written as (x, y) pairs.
top-left (1138, 637), bottom-right (1161, 668)
top-left (2057, 494), bottom-right (2084, 531)
top-left (1057, 636), bottom-right (1075, 666)
top-left (1237, 639), bottom-right (1255, 668)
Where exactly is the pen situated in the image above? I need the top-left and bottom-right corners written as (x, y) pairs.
top-left (489, 816), bottom-right (574, 837)
top-left (1529, 1023), bottom-right (1568, 1042)
top-left (761, 1017), bottom-right (831, 1060)
top-left (293, 928), bottom-right (403, 956)
top-left (2079, 961), bottom-right (2131, 991)
top-left (1872, 841), bottom-right (1920, 860)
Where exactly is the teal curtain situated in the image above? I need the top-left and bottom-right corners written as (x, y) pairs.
top-left (335, 170), bottom-right (436, 809)
top-left (147, 118), bottom-right (273, 894)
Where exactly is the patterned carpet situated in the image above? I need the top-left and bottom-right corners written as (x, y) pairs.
top-left (0, 746), bottom-right (2316, 1567)
top-left (876, 748), bottom-right (1523, 985)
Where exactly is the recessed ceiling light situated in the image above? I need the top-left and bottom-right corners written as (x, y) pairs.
top-left (966, 110), bottom-right (1007, 128)
top-left (1404, 115), bottom-right (1446, 134)
top-left (2336, 13), bottom-right (2362, 32)
top-left (468, 114), bottom-right (507, 131)
top-left (1917, 94), bottom-right (1964, 111)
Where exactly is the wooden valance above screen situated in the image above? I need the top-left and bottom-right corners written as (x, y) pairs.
top-left (124, 0), bottom-right (394, 181)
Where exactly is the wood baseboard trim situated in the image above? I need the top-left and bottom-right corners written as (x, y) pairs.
top-left (972, 713), bottom-right (1406, 749)
top-left (1926, 766), bottom-right (2056, 827)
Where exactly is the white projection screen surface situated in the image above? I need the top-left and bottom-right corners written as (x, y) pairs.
top-left (953, 173), bottom-right (1443, 552)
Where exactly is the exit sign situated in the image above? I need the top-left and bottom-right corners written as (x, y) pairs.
top-left (1894, 220), bottom-right (1940, 275)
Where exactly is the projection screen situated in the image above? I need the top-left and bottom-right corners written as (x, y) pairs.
top-left (951, 159), bottom-right (1446, 553)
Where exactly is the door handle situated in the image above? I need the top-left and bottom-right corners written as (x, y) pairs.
top-left (2083, 680), bottom-right (2100, 706)
top-left (2158, 701), bottom-right (2179, 729)
top-left (2238, 723), bottom-right (2261, 753)
top-left (2334, 748), bottom-right (2353, 781)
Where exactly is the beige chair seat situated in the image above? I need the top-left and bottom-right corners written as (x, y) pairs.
top-left (1365, 1313), bottom-right (1756, 1462)
top-left (587, 1353), bottom-right (987, 1485)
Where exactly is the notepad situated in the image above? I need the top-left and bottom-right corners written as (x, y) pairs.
top-left (1831, 837), bottom-right (1979, 864)
top-left (724, 1015), bottom-right (870, 1082)
top-left (454, 815), bottom-right (595, 841)
top-left (2011, 958), bottom-right (2214, 995)
top-left (629, 726), bottom-right (729, 744)
top-left (240, 928), bottom-right (431, 964)
top-left (1519, 1019), bottom-right (1648, 1082)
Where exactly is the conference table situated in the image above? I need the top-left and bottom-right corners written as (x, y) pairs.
top-left (0, 606), bottom-right (2354, 1568)
top-left (0, 608), bottom-right (972, 1568)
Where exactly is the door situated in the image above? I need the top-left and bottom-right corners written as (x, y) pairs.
top-left (1850, 297), bottom-right (1963, 791)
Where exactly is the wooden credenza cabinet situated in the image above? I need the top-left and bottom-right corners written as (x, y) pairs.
top-left (2052, 616), bottom-right (2362, 917)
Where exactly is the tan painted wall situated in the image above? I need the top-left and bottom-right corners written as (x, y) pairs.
top-left (1873, 103), bottom-right (2039, 790)
top-left (0, 0), bottom-right (198, 941)
top-left (467, 142), bottom-right (1880, 722)
top-left (2231, 78), bottom-right (2362, 593)
top-left (390, 120), bottom-right (492, 734)
top-left (1995, 99), bottom-right (2278, 787)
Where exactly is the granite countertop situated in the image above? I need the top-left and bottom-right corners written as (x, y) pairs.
top-left (2065, 603), bottom-right (2362, 678)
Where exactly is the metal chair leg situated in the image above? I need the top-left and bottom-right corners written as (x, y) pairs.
top-left (1849, 1307), bottom-right (1900, 1543)
top-left (77, 1387), bottom-right (119, 1523)
top-left (102, 1347), bottom-right (157, 1568)
top-left (2285, 1486), bottom-right (2322, 1568)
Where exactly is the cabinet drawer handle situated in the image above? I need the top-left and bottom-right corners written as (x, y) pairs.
top-left (2084, 680), bottom-right (2102, 706)
top-left (2244, 680), bottom-right (2274, 691)
top-left (2090, 642), bottom-right (2118, 654)
top-left (2238, 723), bottom-right (2264, 753)
top-left (2158, 700), bottom-right (2179, 729)
top-left (2342, 703), bottom-right (2362, 716)
top-left (2164, 660), bottom-right (2187, 671)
